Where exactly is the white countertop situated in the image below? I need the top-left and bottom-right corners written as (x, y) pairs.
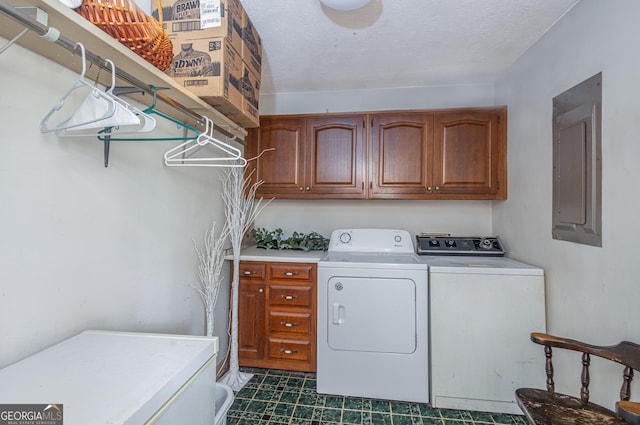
top-left (226, 248), bottom-right (542, 274)
top-left (225, 246), bottom-right (326, 263)
top-left (0, 330), bottom-right (218, 425)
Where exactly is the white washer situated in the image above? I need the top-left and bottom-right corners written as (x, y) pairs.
top-left (317, 228), bottom-right (429, 403)
top-left (426, 255), bottom-right (546, 414)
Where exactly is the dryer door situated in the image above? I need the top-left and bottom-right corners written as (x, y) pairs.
top-left (326, 276), bottom-right (416, 354)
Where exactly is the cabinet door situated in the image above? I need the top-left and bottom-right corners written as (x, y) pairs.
top-left (305, 115), bottom-right (366, 198)
top-left (246, 117), bottom-right (306, 196)
top-left (369, 113), bottom-right (434, 199)
top-left (433, 109), bottom-right (506, 198)
top-left (238, 281), bottom-right (266, 360)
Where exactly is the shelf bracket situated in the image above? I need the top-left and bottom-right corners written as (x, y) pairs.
top-left (0, 6), bottom-right (57, 55)
top-left (103, 128), bottom-right (111, 168)
top-left (0, 27), bottom-right (28, 54)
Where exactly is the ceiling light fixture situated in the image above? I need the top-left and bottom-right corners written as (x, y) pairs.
top-left (319, 0), bottom-right (370, 11)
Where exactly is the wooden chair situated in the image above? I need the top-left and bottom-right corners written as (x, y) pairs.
top-left (516, 332), bottom-right (640, 425)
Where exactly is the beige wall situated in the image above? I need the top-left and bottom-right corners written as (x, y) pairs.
top-left (0, 44), bottom-right (231, 367)
top-left (255, 199), bottom-right (494, 242)
top-left (494, 0), bottom-right (640, 406)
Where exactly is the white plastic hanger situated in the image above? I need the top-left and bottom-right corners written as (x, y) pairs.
top-left (55, 59), bottom-right (158, 137)
top-left (40, 42), bottom-right (117, 133)
top-left (164, 116), bottom-right (247, 168)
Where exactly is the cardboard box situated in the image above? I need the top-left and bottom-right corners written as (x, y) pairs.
top-left (152, 0), bottom-right (243, 53)
top-left (241, 8), bottom-right (262, 78)
top-left (165, 34), bottom-right (243, 114)
top-left (239, 64), bottom-right (260, 127)
top-left (226, 65), bottom-right (260, 128)
top-left (207, 64), bottom-right (260, 128)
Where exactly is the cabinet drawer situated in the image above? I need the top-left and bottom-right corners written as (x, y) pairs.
top-left (239, 263), bottom-right (266, 280)
top-left (269, 285), bottom-right (312, 307)
top-left (267, 338), bottom-right (311, 362)
top-left (269, 311), bottom-right (312, 335)
top-left (269, 264), bottom-right (314, 282)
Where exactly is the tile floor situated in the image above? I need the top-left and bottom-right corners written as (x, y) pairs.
top-left (227, 368), bottom-right (529, 425)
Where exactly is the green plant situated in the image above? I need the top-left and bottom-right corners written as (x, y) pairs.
top-left (252, 227), bottom-right (284, 249)
top-left (252, 228), bottom-right (329, 251)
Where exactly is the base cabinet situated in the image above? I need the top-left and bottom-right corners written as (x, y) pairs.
top-left (235, 261), bottom-right (317, 372)
top-left (238, 281), bottom-right (266, 360)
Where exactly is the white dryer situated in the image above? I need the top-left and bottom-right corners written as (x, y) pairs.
top-left (317, 228), bottom-right (429, 403)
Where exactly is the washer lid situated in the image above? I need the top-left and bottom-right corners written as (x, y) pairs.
top-left (424, 255), bottom-right (544, 275)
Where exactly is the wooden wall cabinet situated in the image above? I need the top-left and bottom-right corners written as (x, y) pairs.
top-left (433, 109), bottom-right (505, 197)
top-left (246, 117), bottom-right (306, 196)
top-left (247, 107), bottom-right (507, 200)
top-left (247, 114), bottom-right (366, 198)
top-left (369, 112), bottom-right (434, 198)
top-left (235, 261), bottom-right (317, 372)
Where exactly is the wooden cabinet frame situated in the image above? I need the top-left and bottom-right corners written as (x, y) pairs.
top-left (247, 114), bottom-right (366, 199)
top-left (247, 106), bottom-right (507, 200)
top-left (235, 261), bottom-right (317, 372)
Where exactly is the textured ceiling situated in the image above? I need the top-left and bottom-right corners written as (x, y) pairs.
top-left (240, 0), bottom-right (579, 95)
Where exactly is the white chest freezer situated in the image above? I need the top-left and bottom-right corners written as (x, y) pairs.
top-left (0, 330), bottom-right (218, 425)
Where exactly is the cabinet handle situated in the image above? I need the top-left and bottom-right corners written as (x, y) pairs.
top-left (280, 321), bottom-right (299, 328)
top-left (282, 272), bottom-right (300, 277)
top-left (242, 270), bottom-right (257, 275)
top-left (258, 288), bottom-right (264, 293)
top-left (299, 187), bottom-right (304, 191)
top-left (435, 186), bottom-right (440, 191)
top-left (281, 294), bottom-right (299, 300)
top-left (280, 348), bottom-right (299, 355)
top-left (305, 187), bottom-right (310, 191)
top-left (428, 186), bottom-right (432, 191)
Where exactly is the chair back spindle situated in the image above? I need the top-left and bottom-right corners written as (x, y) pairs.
top-left (581, 352), bottom-right (591, 404)
top-left (545, 345), bottom-right (554, 394)
top-left (516, 332), bottom-right (640, 425)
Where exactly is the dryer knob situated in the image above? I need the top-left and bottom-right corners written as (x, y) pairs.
top-left (339, 232), bottom-right (351, 244)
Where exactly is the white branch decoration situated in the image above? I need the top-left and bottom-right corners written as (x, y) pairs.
top-left (190, 221), bottom-right (229, 337)
top-left (219, 165), bottom-right (272, 391)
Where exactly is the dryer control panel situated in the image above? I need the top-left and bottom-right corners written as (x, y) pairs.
top-left (328, 229), bottom-right (414, 253)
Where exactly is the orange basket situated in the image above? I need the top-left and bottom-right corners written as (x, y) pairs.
top-left (76, 0), bottom-right (173, 71)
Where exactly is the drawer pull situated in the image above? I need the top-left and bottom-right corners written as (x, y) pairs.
top-left (280, 348), bottom-right (299, 355)
top-left (243, 270), bottom-right (257, 275)
top-left (282, 271), bottom-right (300, 277)
top-left (281, 294), bottom-right (299, 300)
top-left (280, 321), bottom-right (299, 328)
